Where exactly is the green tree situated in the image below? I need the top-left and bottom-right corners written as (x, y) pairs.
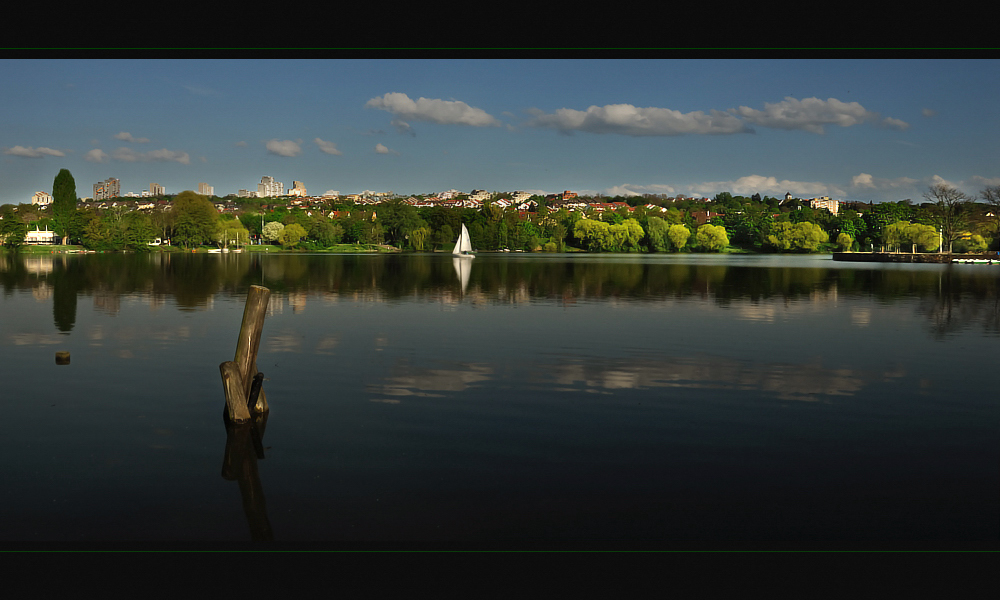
top-left (278, 222), bottom-right (307, 247)
top-left (696, 224), bottom-right (729, 252)
top-left (646, 216), bottom-right (670, 252)
top-left (433, 223), bottom-right (454, 250)
top-left (170, 191), bottom-right (219, 248)
top-left (216, 217), bottom-right (250, 248)
top-left (0, 207), bottom-right (28, 250)
top-left (574, 218), bottom-right (611, 252)
top-left (883, 221), bottom-right (908, 252)
top-left (767, 221), bottom-right (828, 252)
top-left (377, 199), bottom-right (425, 247)
top-left (905, 222), bottom-right (939, 252)
top-left (409, 226), bottom-right (431, 251)
top-left (964, 234), bottom-right (988, 253)
top-left (605, 218), bottom-right (644, 252)
top-left (836, 232), bottom-right (853, 251)
top-left (121, 212), bottom-right (157, 249)
top-left (51, 169), bottom-right (78, 242)
top-left (667, 224), bottom-right (690, 251)
top-left (309, 218), bottom-right (344, 247)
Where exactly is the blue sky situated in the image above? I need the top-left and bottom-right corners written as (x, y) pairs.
top-left (2, 58), bottom-right (998, 204)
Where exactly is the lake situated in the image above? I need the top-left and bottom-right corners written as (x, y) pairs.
top-left (0, 251), bottom-right (997, 547)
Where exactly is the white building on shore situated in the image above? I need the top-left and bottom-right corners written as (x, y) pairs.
top-left (25, 225), bottom-right (58, 245)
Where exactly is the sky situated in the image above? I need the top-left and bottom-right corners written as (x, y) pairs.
top-left (2, 57), bottom-right (998, 205)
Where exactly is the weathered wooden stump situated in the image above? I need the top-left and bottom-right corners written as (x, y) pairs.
top-left (234, 285), bottom-right (270, 414)
top-left (220, 285), bottom-right (271, 423)
top-left (220, 361), bottom-right (251, 422)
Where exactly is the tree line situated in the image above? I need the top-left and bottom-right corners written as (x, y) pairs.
top-left (2, 170), bottom-right (998, 254)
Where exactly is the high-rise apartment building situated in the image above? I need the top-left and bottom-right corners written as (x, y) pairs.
top-left (808, 196), bottom-right (839, 216)
top-left (198, 182), bottom-right (214, 196)
top-left (258, 176), bottom-right (283, 198)
top-left (93, 178), bottom-right (121, 200)
top-left (288, 181), bottom-right (307, 197)
top-left (150, 183), bottom-right (165, 196)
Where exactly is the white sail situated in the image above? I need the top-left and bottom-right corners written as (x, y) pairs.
top-left (453, 223), bottom-right (474, 256)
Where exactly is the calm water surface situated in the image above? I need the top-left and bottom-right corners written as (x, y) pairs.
top-left (0, 252), bottom-right (997, 546)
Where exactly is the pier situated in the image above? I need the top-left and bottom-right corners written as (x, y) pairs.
top-left (832, 252), bottom-right (999, 264)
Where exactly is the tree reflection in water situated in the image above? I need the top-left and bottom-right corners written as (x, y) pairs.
top-left (3, 253), bottom-right (995, 338)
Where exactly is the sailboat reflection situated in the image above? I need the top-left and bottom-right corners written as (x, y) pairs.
top-left (452, 256), bottom-right (471, 293)
top-left (221, 409), bottom-right (273, 541)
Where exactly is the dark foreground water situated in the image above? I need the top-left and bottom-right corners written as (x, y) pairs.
top-left (0, 251), bottom-right (997, 547)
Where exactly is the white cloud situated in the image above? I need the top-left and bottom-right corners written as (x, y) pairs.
top-left (315, 138), bottom-right (343, 155)
top-left (113, 131), bottom-right (150, 143)
top-left (691, 175), bottom-right (845, 198)
top-left (880, 117), bottom-right (910, 131)
top-left (235, 141), bottom-right (248, 147)
top-left (731, 97), bottom-right (908, 134)
top-left (84, 149), bottom-right (108, 163)
top-left (4, 145), bottom-right (66, 158)
top-left (928, 174), bottom-right (957, 188)
top-left (391, 119), bottom-right (415, 136)
top-left (602, 183), bottom-right (678, 197)
top-left (850, 173), bottom-right (919, 191)
top-left (852, 173), bottom-right (876, 189)
top-left (266, 139), bottom-right (302, 157)
top-left (526, 104), bottom-right (751, 136)
top-left (111, 147), bottom-right (191, 164)
top-left (365, 92), bottom-right (500, 127)
top-left (971, 175), bottom-right (1000, 187)
top-left (922, 108), bottom-right (937, 117)
top-left (374, 143), bottom-right (399, 155)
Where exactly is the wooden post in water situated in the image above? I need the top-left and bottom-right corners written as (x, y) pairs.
top-left (234, 285), bottom-right (271, 414)
top-left (220, 361), bottom-right (251, 423)
top-left (220, 285), bottom-right (271, 422)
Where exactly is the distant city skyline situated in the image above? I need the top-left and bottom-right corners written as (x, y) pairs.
top-left (2, 58), bottom-right (998, 205)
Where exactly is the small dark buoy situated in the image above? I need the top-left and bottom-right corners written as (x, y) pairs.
top-left (55, 351), bottom-right (71, 365)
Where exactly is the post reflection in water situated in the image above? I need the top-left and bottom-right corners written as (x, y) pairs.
top-left (0, 252), bottom-right (997, 543)
top-left (221, 410), bottom-right (273, 542)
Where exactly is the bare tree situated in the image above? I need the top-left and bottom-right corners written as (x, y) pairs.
top-left (923, 184), bottom-right (971, 253)
top-left (980, 185), bottom-right (1000, 241)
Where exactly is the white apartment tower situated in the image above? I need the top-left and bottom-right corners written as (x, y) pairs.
top-left (258, 176), bottom-right (283, 198)
top-left (198, 182), bottom-right (214, 196)
top-left (150, 183), bottom-right (165, 196)
top-left (808, 196), bottom-right (839, 216)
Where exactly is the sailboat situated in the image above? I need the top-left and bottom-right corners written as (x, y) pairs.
top-left (452, 223), bottom-right (475, 258)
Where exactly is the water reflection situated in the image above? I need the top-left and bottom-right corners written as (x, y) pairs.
top-left (369, 361), bottom-right (494, 400)
top-left (221, 411), bottom-right (273, 541)
top-left (541, 355), bottom-right (907, 402)
top-left (363, 354), bottom-right (907, 403)
top-left (1, 253), bottom-right (998, 339)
